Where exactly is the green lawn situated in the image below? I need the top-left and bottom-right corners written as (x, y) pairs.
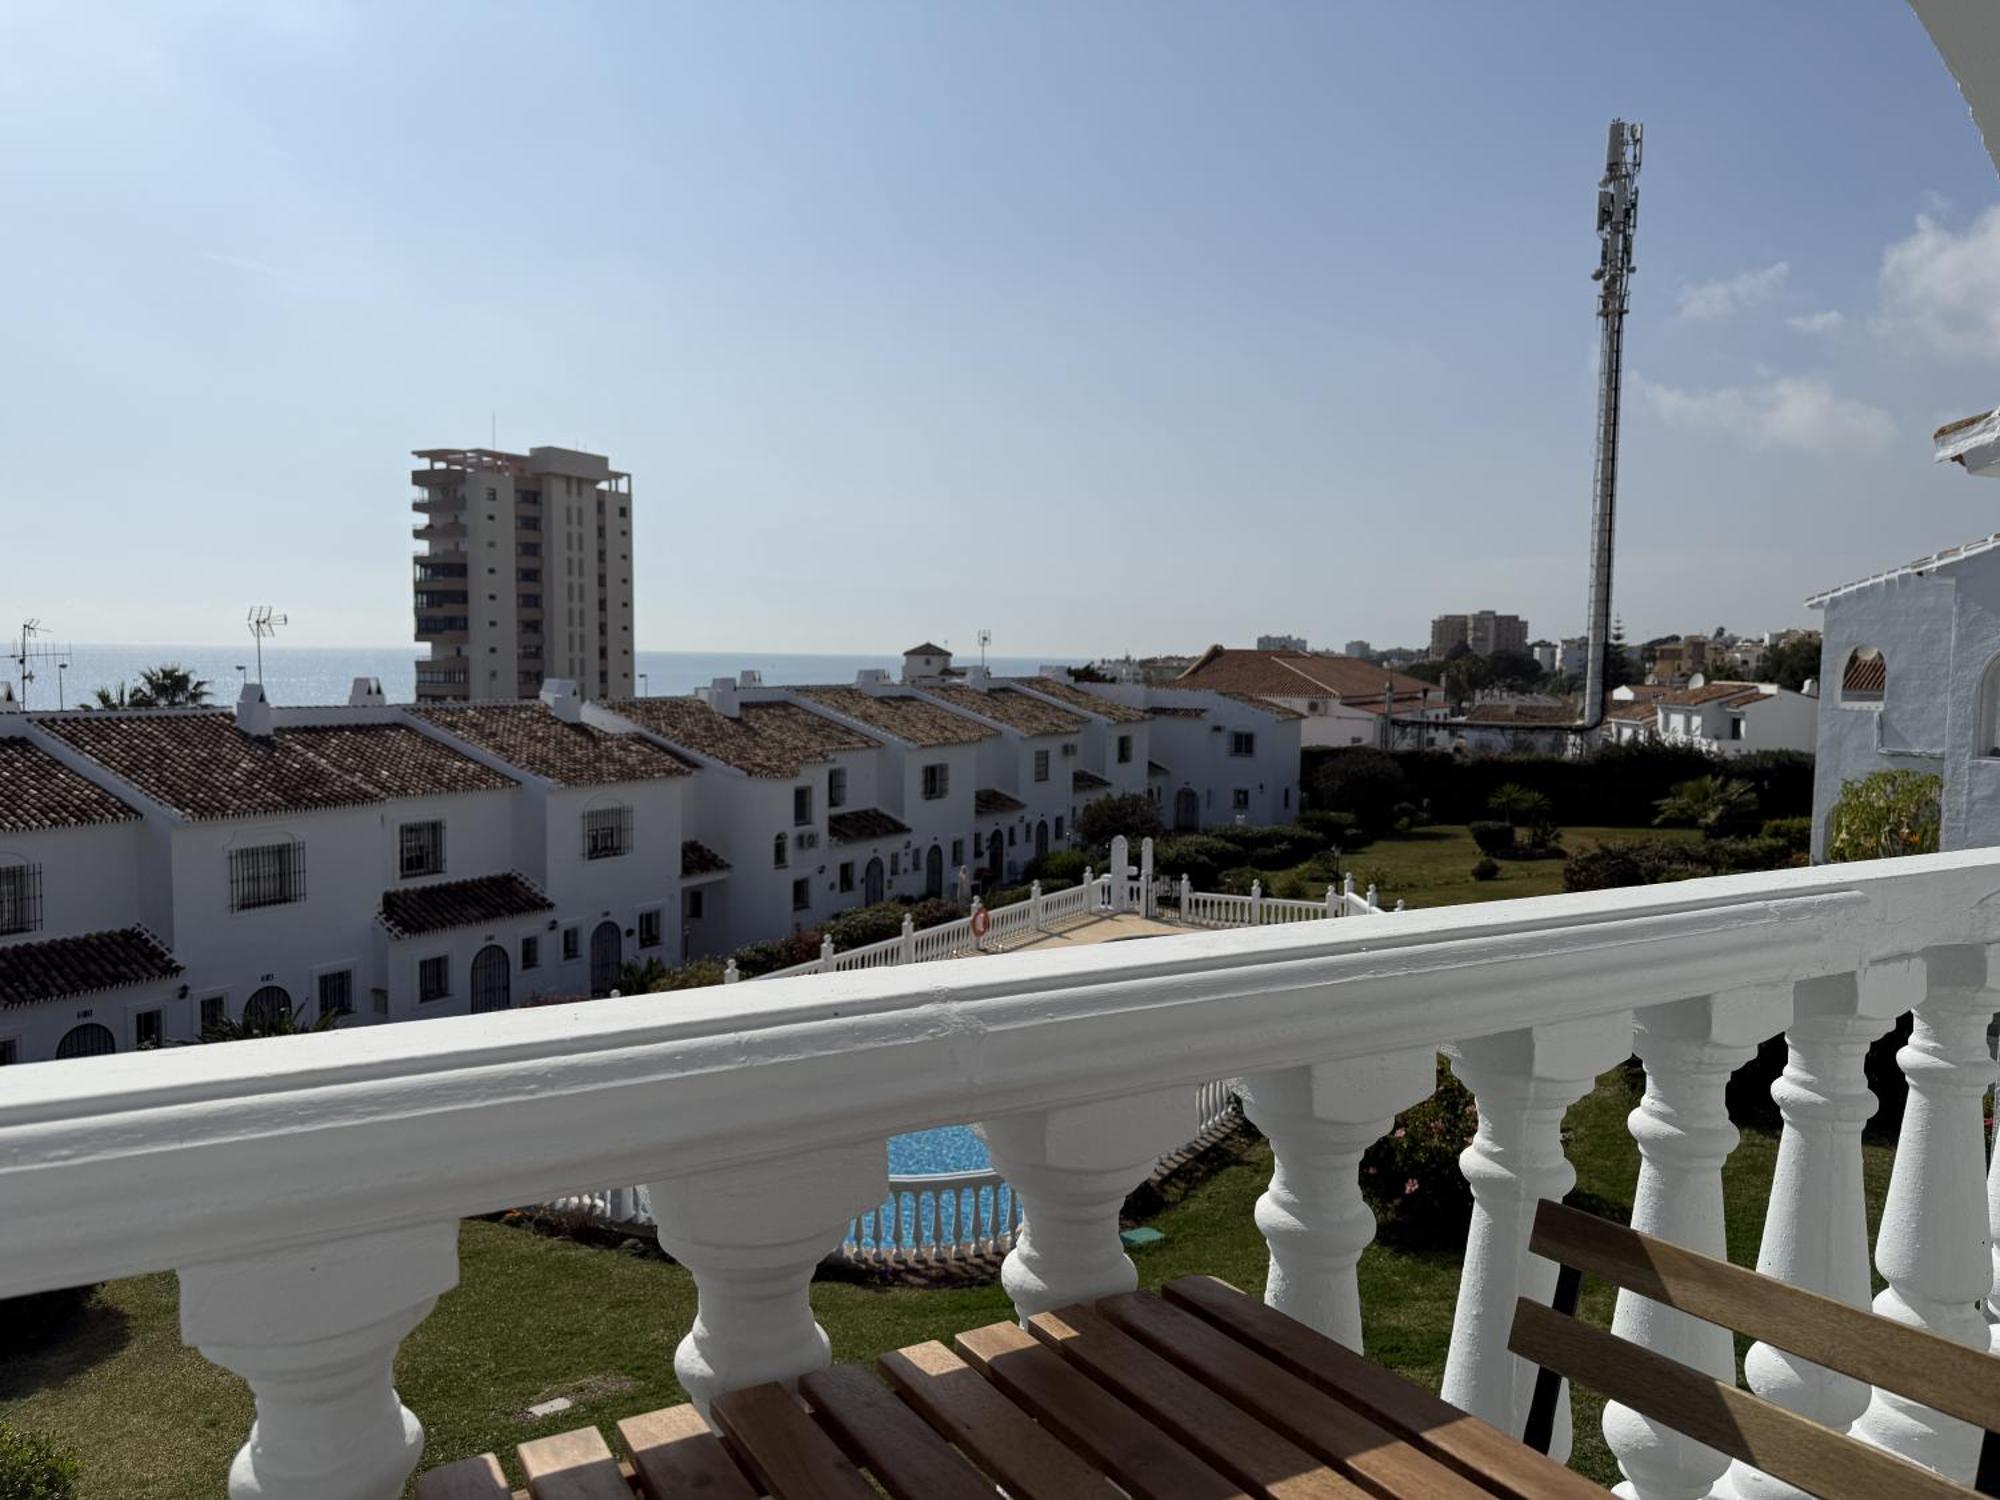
top-left (0, 1065), bottom-right (1895, 1498)
top-left (1337, 824), bottom-right (1703, 910)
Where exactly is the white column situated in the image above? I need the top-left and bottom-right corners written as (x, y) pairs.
top-left (1441, 1013), bottom-right (1634, 1461)
top-left (179, 1222), bottom-right (458, 1500)
top-left (900, 912), bottom-right (916, 964)
top-left (1850, 945), bottom-right (1997, 1482)
top-left (1602, 985), bottom-right (1793, 1500)
top-left (1719, 963), bottom-right (1917, 1500)
top-left (1140, 837), bottom-right (1155, 916)
top-left (976, 1088), bottom-right (1193, 1322)
top-left (1108, 836), bottom-right (1129, 912)
top-left (650, 1141), bottom-right (886, 1415)
top-left (1239, 1050), bottom-right (1436, 1350)
top-left (1030, 880), bottom-right (1044, 927)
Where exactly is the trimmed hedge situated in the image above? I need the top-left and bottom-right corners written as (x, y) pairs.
top-left (0, 1425), bottom-right (78, 1500)
top-left (1468, 820), bottom-right (1514, 856)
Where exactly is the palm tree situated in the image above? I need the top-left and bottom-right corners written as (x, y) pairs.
top-left (1653, 776), bottom-right (1759, 839)
top-left (1486, 783), bottom-right (1553, 829)
top-left (92, 682), bottom-right (139, 709)
top-left (137, 664), bottom-right (211, 707)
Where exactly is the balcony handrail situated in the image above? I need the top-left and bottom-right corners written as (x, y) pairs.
top-left (2, 846), bottom-right (1966, 1300)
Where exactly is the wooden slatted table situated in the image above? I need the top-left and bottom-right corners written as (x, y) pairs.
top-left (417, 1275), bottom-right (1605, 1500)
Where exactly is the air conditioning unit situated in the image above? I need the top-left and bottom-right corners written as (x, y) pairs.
top-left (798, 831), bottom-right (819, 850)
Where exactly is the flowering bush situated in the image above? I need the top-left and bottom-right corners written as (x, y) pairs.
top-left (1361, 1057), bottom-right (1478, 1246)
top-left (1827, 770), bottom-right (1941, 863)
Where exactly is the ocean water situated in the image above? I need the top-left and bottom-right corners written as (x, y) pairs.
top-left (14, 645), bottom-right (1087, 710)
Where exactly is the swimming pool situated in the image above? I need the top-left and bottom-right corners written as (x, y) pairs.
top-left (886, 1125), bottom-right (989, 1176)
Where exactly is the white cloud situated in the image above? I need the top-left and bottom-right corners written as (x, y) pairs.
top-left (1786, 309), bottom-right (1845, 334)
top-left (1676, 262), bottom-right (1789, 322)
top-left (1639, 374), bottom-right (1896, 455)
top-left (1880, 206), bottom-right (2000, 358)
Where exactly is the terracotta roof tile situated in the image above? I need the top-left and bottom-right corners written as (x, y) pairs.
top-left (379, 872), bottom-right (554, 939)
top-left (0, 738), bottom-right (139, 832)
top-left (791, 686), bottom-right (994, 747)
top-left (827, 808), bottom-right (911, 844)
top-left (1072, 768), bottom-right (1111, 790)
top-left (920, 683), bottom-right (1087, 737)
top-left (410, 703), bottom-right (690, 786)
top-left (1459, 701), bottom-right (1580, 725)
top-left (975, 788), bottom-right (1026, 815)
top-left (609, 697), bottom-right (878, 777)
top-left (1841, 655), bottom-right (1886, 695)
top-left (1004, 677), bottom-right (1151, 724)
top-left (681, 840), bottom-right (730, 877)
top-left (1218, 692), bottom-right (1306, 722)
top-left (1177, 647), bottom-right (1439, 705)
top-left (1653, 681), bottom-right (1771, 707)
top-left (36, 713), bottom-right (517, 821)
top-left (903, 641), bottom-right (950, 657)
top-left (0, 927), bottom-right (180, 1009)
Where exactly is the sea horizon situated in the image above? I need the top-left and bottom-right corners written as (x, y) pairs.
top-left (11, 644), bottom-right (1095, 710)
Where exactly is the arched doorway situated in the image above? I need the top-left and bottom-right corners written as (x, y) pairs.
top-left (56, 1022), bottom-right (116, 1059)
top-left (470, 944), bottom-right (511, 1012)
top-left (925, 845), bottom-right (944, 898)
top-left (1174, 787), bottom-right (1200, 832)
top-left (590, 920), bottom-right (622, 996)
top-left (243, 985), bottom-right (292, 1031)
top-left (864, 856), bottom-right (885, 905)
top-left (1034, 820), bottom-right (1049, 859)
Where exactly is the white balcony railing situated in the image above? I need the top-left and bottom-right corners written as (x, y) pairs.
top-left (7, 849), bottom-right (2000, 1497)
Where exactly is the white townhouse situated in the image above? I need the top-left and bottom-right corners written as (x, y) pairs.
top-left (908, 671), bottom-right (1091, 883)
top-left (604, 680), bottom-right (885, 953)
top-left (408, 682), bottom-right (699, 983)
top-left (1648, 680), bottom-right (1818, 758)
top-left (1006, 673), bottom-right (1154, 803)
top-left (789, 676), bottom-right (990, 901)
top-left (1173, 646), bottom-right (1449, 749)
top-left (1080, 682), bottom-right (1302, 831)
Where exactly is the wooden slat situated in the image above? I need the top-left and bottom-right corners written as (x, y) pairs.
top-left (1162, 1275), bottom-right (1604, 1500)
top-left (1094, 1291), bottom-right (1491, 1500)
top-left (1510, 1298), bottom-right (1977, 1500)
top-left (710, 1381), bottom-right (875, 1500)
top-left (800, 1363), bottom-right (998, 1500)
top-left (518, 1427), bottom-right (633, 1500)
top-left (879, 1339), bottom-right (1122, 1500)
top-left (954, 1320), bottom-right (1249, 1499)
top-left (1528, 1200), bottom-right (2000, 1436)
top-left (417, 1453), bottom-right (514, 1500)
top-left (1030, 1303), bottom-right (1368, 1500)
top-left (618, 1404), bottom-right (760, 1500)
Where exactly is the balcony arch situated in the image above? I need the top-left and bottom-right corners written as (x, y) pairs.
top-left (56, 1022), bottom-right (116, 1059)
top-left (1839, 647), bottom-right (1886, 708)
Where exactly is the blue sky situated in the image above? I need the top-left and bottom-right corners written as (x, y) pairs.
top-left (5, 2), bottom-right (1999, 657)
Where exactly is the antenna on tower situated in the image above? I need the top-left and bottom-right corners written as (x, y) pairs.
top-left (14, 621), bottom-right (70, 711)
top-left (246, 606), bottom-right (288, 686)
top-left (1579, 119), bottom-right (1642, 730)
top-left (977, 628), bottom-right (992, 669)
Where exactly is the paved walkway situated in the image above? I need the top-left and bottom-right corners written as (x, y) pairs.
top-left (990, 911), bottom-right (1184, 952)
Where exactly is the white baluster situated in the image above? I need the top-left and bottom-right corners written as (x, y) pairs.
top-left (1324, 884), bottom-right (1338, 919)
top-left (900, 912), bottom-right (916, 965)
top-left (179, 1223), bottom-right (458, 1500)
top-left (650, 1141), bottom-right (886, 1415)
top-left (1719, 963), bottom-right (1918, 1500)
top-left (1239, 1050), bottom-right (1435, 1350)
top-left (1850, 944), bottom-right (1997, 1481)
top-left (976, 1088), bottom-right (1193, 1322)
top-left (1603, 985), bottom-right (1792, 1500)
top-left (1441, 1013), bottom-right (1634, 1461)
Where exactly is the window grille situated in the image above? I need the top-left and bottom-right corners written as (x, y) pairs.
top-left (1033, 751), bottom-right (1050, 782)
top-left (922, 764), bottom-right (949, 799)
top-left (399, 821), bottom-right (445, 879)
top-left (200, 996), bottom-right (224, 1031)
top-left (792, 878), bottom-right (810, 912)
top-left (828, 768), bottom-right (847, 809)
top-left (134, 1010), bottom-right (164, 1049)
top-left (317, 970), bottom-right (354, 1019)
top-left (1117, 736), bottom-right (1133, 764)
top-left (0, 864), bottom-right (42, 935)
top-left (229, 842), bottom-right (304, 911)
top-left (0, 1038), bottom-right (16, 1066)
top-left (1230, 731), bottom-right (1256, 757)
top-left (583, 806), bottom-right (632, 859)
top-left (793, 786), bottom-right (813, 827)
top-left (418, 955), bottom-right (450, 1003)
top-left (639, 910), bottom-right (663, 949)
top-left (562, 926), bottom-right (580, 961)
top-left (774, 833), bottom-right (788, 868)
top-left (521, 935), bottom-right (540, 971)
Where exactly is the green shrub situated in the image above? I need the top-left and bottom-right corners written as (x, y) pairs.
top-left (0, 1425), bottom-right (79, 1500)
top-left (1828, 770), bottom-right (1941, 863)
top-left (1702, 835), bottom-right (1802, 873)
top-left (1302, 750), bottom-right (1407, 835)
top-left (1471, 857), bottom-right (1500, 882)
top-left (1300, 809), bottom-right (1366, 849)
top-left (823, 902), bottom-right (909, 950)
top-left (1301, 850), bottom-right (1345, 886)
top-left (1561, 839), bottom-right (1709, 893)
top-left (1074, 793), bottom-right (1163, 850)
top-left (1206, 824), bottom-right (1321, 868)
top-left (1152, 835), bottom-right (1240, 891)
top-left (1468, 821), bottom-right (1515, 857)
top-left (1217, 866), bottom-right (1262, 896)
top-left (729, 930), bottom-right (827, 977)
top-left (1654, 775), bottom-right (1761, 839)
top-left (906, 897), bottom-right (968, 929)
top-left (1361, 1058), bottom-right (1478, 1247)
top-left (648, 959), bottom-right (729, 992)
top-left (1760, 816), bottom-right (1812, 854)
top-left (1023, 849), bottom-right (1091, 887)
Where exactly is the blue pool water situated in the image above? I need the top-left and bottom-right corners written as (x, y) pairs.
top-left (887, 1125), bottom-right (989, 1176)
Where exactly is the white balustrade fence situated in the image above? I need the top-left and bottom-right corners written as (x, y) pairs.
top-left (12, 850), bottom-right (2000, 1497)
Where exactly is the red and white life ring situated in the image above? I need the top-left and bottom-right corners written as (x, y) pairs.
top-left (971, 907), bottom-right (992, 938)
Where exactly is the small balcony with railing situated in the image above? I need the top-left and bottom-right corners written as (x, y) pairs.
top-left (8, 849), bottom-right (2000, 1495)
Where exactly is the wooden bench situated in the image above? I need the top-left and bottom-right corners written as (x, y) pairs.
top-left (1512, 1198), bottom-right (2000, 1500)
top-left (418, 1275), bottom-right (1604, 1498)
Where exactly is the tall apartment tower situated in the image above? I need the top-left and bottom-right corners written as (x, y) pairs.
top-left (412, 446), bottom-right (635, 703)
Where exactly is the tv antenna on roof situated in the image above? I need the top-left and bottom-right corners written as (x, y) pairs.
top-left (246, 606), bottom-right (288, 685)
top-left (14, 620), bottom-right (71, 711)
top-left (977, 628), bottom-right (992, 669)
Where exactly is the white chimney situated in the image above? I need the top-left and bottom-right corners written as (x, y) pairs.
top-left (236, 681), bottom-right (274, 738)
top-left (347, 676), bottom-right (385, 708)
top-left (698, 676), bottom-right (741, 719)
top-left (539, 678), bottom-right (583, 724)
top-left (855, 668), bottom-right (891, 693)
top-left (738, 669), bottom-right (764, 688)
top-left (965, 665), bottom-right (993, 689)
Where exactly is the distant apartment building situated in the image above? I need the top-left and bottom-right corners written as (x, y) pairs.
top-left (1342, 640), bottom-right (1373, 660)
top-left (413, 446), bottom-right (635, 704)
top-left (1648, 636), bottom-right (1712, 687)
top-left (1531, 639), bottom-right (1558, 674)
top-left (1428, 611), bottom-right (1528, 659)
top-left (1255, 633), bottom-right (1308, 652)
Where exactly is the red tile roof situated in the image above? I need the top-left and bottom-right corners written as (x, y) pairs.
top-left (920, 683), bottom-right (1088, 737)
top-left (379, 872), bottom-right (554, 939)
top-left (1005, 677), bottom-right (1151, 724)
top-left (37, 713), bottom-right (518, 821)
top-left (410, 704), bottom-right (690, 786)
top-left (1220, 692), bottom-right (1305, 722)
top-left (0, 737), bottom-right (139, 832)
top-left (610, 698), bottom-right (878, 778)
top-left (1652, 681), bottom-right (1770, 707)
top-left (0, 927), bottom-right (180, 1009)
top-left (791, 686), bottom-right (994, 747)
top-left (1177, 647), bottom-right (1439, 705)
top-left (827, 808), bottom-right (911, 844)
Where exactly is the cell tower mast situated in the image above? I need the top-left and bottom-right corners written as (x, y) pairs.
top-left (1580, 119), bottom-right (1642, 729)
